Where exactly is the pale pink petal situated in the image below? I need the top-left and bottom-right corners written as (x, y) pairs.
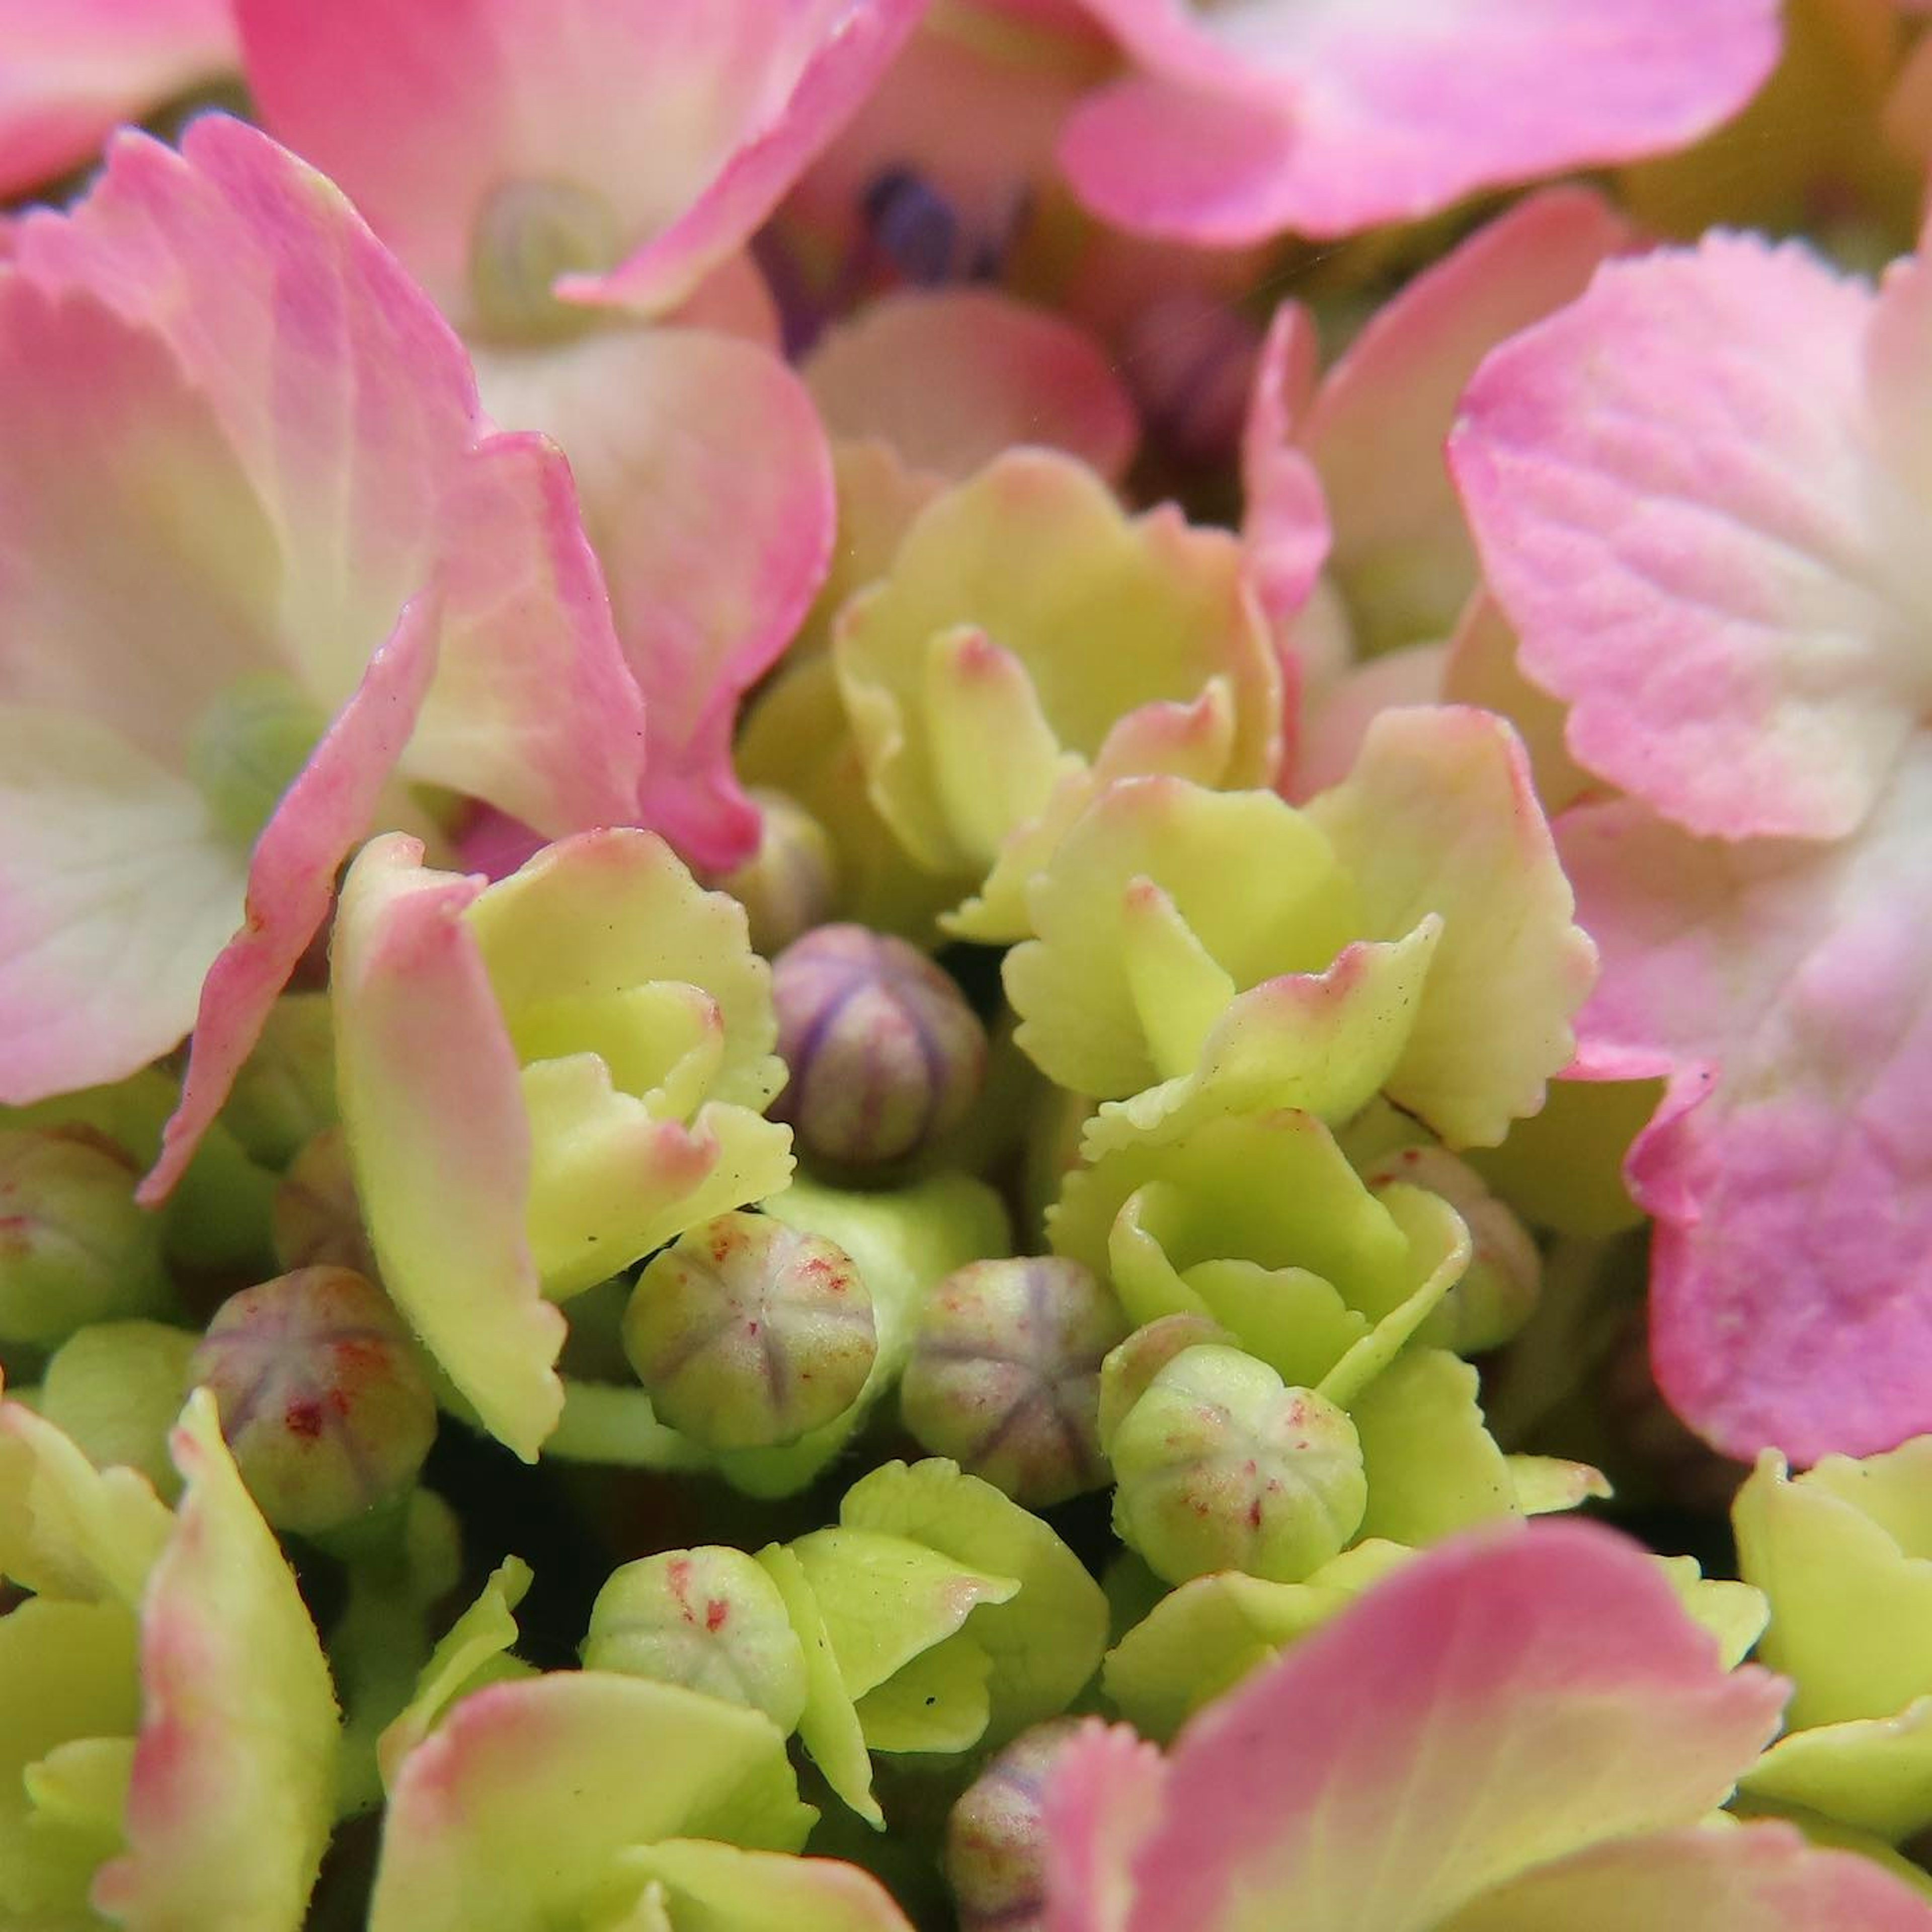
top-left (1560, 738), bottom-right (1932, 1464)
top-left (0, 0), bottom-right (235, 197)
top-left (1061, 2), bottom-right (1781, 242)
top-left (139, 600), bottom-right (441, 1205)
top-left (1042, 1725), bottom-right (1168, 1932)
top-left (1045, 1519), bottom-right (1785, 1932)
top-left (238, 0), bottom-right (924, 326)
top-left (331, 836), bottom-right (564, 1463)
top-left (0, 710), bottom-right (245, 1105)
top-left (1239, 303), bottom-right (1329, 626)
top-left (1451, 235), bottom-right (1928, 841)
top-left (804, 289), bottom-right (1138, 482)
top-left (1290, 642), bottom-right (1447, 800)
top-left (1304, 186), bottom-right (1633, 648)
top-left (1445, 1824), bottom-right (1932, 1931)
top-left (475, 328), bottom-right (832, 871)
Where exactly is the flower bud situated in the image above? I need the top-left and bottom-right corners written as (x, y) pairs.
top-left (468, 178), bottom-right (618, 343)
top-left (184, 674), bottom-right (328, 847)
top-left (1365, 1146), bottom-right (1541, 1354)
top-left (713, 788), bottom-right (841, 957)
top-left (771, 924), bottom-right (987, 1170)
top-left (1095, 1313), bottom-right (1232, 1457)
top-left (221, 993), bottom-right (338, 1169)
top-left (1109, 1344), bottom-right (1366, 1586)
top-left (188, 1266), bottom-right (437, 1536)
top-left (0, 1125), bottom-right (170, 1345)
top-left (582, 1546), bottom-right (810, 1733)
top-left (901, 1257), bottom-right (1126, 1506)
top-left (39, 1319), bottom-right (199, 1500)
top-left (272, 1127), bottom-right (377, 1277)
top-left (622, 1212), bottom-right (876, 1451)
top-left (944, 1720), bottom-right (1081, 1932)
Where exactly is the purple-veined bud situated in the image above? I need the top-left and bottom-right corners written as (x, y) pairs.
top-left (272, 1126), bottom-right (377, 1277)
top-left (770, 924), bottom-right (987, 1171)
top-left (1364, 1146), bottom-right (1541, 1355)
top-left (1095, 1312), bottom-right (1233, 1456)
top-left (713, 787), bottom-right (841, 958)
top-left (582, 1545), bottom-right (810, 1732)
top-left (945, 1719), bottom-right (1081, 1932)
top-left (900, 1257), bottom-right (1127, 1507)
top-left (187, 1266), bottom-right (437, 1536)
top-left (0, 1125), bottom-right (170, 1346)
top-left (1108, 1343), bottom-right (1366, 1586)
top-left (622, 1212), bottom-right (876, 1451)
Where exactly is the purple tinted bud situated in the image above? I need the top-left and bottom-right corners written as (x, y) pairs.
top-left (713, 788), bottom-right (840, 958)
top-left (622, 1212), bottom-right (876, 1451)
top-left (945, 1719), bottom-right (1082, 1932)
top-left (863, 168), bottom-right (962, 286)
top-left (771, 925), bottom-right (987, 1171)
top-left (272, 1126), bottom-right (377, 1277)
top-left (188, 1266), bottom-right (437, 1536)
top-left (901, 1257), bottom-right (1127, 1507)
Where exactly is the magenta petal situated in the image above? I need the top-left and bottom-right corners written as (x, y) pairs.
top-left (1560, 739), bottom-right (1932, 1462)
top-left (139, 599), bottom-right (441, 1205)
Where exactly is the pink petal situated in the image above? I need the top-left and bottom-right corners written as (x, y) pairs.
top-left (1451, 234), bottom-right (1927, 841)
top-left (1560, 738), bottom-right (1932, 1464)
top-left (1449, 1824), bottom-right (1932, 1931)
top-left (1303, 186), bottom-right (1633, 648)
top-left (1042, 1725), bottom-right (1167, 1932)
top-left (1239, 303), bottom-right (1329, 627)
top-left (0, 0), bottom-right (235, 197)
top-left (1045, 1519), bottom-right (1786, 1932)
top-left (804, 289), bottom-right (1138, 483)
top-left (138, 599), bottom-right (440, 1205)
top-left (475, 327), bottom-right (832, 871)
top-left (238, 0), bottom-right (923, 326)
top-left (1061, 1), bottom-right (1781, 242)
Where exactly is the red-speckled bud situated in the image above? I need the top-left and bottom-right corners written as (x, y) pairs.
top-left (945, 1720), bottom-right (1082, 1932)
top-left (770, 924), bottom-right (986, 1170)
top-left (901, 1257), bottom-right (1128, 1507)
top-left (714, 788), bottom-right (841, 958)
top-left (623, 1212), bottom-right (876, 1451)
top-left (187, 1266), bottom-right (437, 1536)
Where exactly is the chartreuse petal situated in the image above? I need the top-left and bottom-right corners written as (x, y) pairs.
top-left (1741, 1700), bottom-right (1932, 1842)
top-left (714, 1174), bottom-right (1009, 1499)
top-left (378, 1556), bottom-right (535, 1791)
top-left (1347, 1349), bottom-right (1519, 1546)
top-left (854, 1633), bottom-right (998, 1754)
top-left (369, 1674), bottom-right (814, 1932)
top-left (1304, 706), bottom-right (1595, 1148)
top-left (92, 1391), bottom-right (340, 1932)
top-left (603, 1839), bottom-right (915, 1931)
top-left (1735, 1446), bottom-right (1932, 1731)
top-left (835, 449), bottom-right (1278, 888)
top-left (0, 1599), bottom-right (140, 1922)
top-left (839, 1460), bottom-right (1108, 1743)
top-left (1006, 778), bottom-right (1358, 1099)
top-left (1103, 1542), bottom-right (1411, 1741)
top-left (1655, 1556), bottom-right (1766, 1671)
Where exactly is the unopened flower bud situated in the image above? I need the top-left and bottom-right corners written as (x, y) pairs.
top-left (945, 1720), bottom-right (1081, 1932)
top-left (1109, 1344), bottom-right (1366, 1586)
top-left (272, 1126), bottom-right (377, 1277)
top-left (0, 1126), bottom-right (170, 1345)
top-left (622, 1213), bottom-right (876, 1451)
top-left (188, 1267), bottom-right (437, 1535)
top-left (222, 993), bottom-right (337, 1168)
top-left (468, 177), bottom-right (618, 343)
top-left (40, 1319), bottom-right (199, 1500)
top-left (185, 674), bottom-right (328, 848)
top-left (1095, 1313), bottom-right (1232, 1457)
top-left (771, 924), bottom-right (986, 1170)
top-left (583, 1546), bottom-right (810, 1732)
top-left (1365, 1146), bottom-right (1541, 1355)
top-left (901, 1257), bottom-right (1126, 1506)
top-left (714, 788), bottom-right (840, 957)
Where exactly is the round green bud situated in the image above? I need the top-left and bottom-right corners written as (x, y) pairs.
top-left (901, 1257), bottom-right (1127, 1507)
top-left (622, 1213), bottom-right (876, 1451)
top-left (1108, 1344), bottom-right (1366, 1587)
top-left (272, 1127), bottom-right (377, 1277)
top-left (221, 993), bottom-right (337, 1169)
top-left (0, 1125), bottom-right (170, 1346)
top-left (468, 177), bottom-right (617, 343)
top-left (771, 924), bottom-right (987, 1171)
top-left (713, 788), bottom-right (841, 958)
top-left (945, 1719), bottom-right (1081, 1932)
top-left (39, 1319), bottom-right (199, 1501)
top-left (582, 1546), bottom-right (810, 1733)
top-left (188, 1266), bottom-right (437, 1536)
top-left (1095, 1313), bottom-right (1233, 1457)
top-left (184, 674), bottom-right (328, 849)
top-left (1365, 1147), bottom-right (1541, 1355)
